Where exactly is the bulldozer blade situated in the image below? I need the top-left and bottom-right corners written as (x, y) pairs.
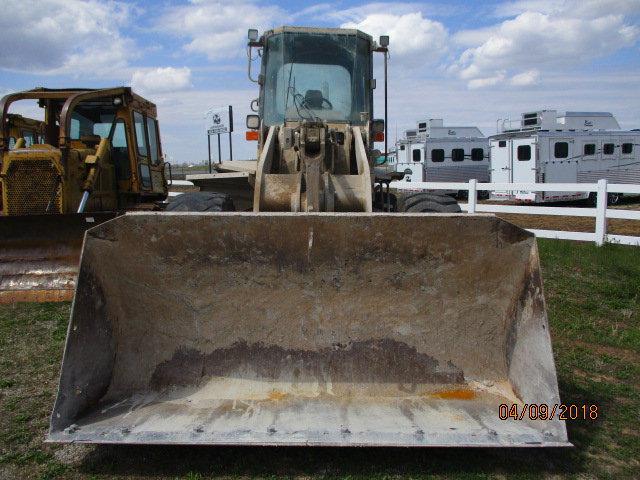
top-left (0, 213), bottom-right (117, 303)
top-left (49, 212), bottom-right (569, 447)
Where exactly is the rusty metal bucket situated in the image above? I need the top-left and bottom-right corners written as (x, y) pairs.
top-left (0, 213), bottom-right (117, 303)
top-left (48, 212), bottom-right (569, 446)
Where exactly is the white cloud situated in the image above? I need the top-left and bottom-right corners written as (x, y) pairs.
top-left (468, 72), bottom-right (506, 89)
top-left (341, 12), bottom-right (448, 59)
top-left (452, 3), bottom-right (639, 88)
top-left (0, 0), bottom-right (135, 76)
top-left (157, 1), bottom-right (286, 60)
top-left (131, 67), bottom-right (193, 94)
top-left (509, 69), bottom-right (539, 86)
top-left (496, 0), bottom-right (640, 19)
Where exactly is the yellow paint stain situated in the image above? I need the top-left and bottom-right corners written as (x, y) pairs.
top-left (267, 390), bottom-right (288, 401)
top-left (430, 388), bottom-right (476, 400)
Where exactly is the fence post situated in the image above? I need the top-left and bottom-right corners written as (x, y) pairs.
top-left (468, 179), bottom-right (477, 214)
top-left (594, 179), bottom-right (608, 246)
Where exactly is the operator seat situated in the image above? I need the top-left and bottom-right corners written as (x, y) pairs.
top-left (304, 90), bottom-right (324, 109)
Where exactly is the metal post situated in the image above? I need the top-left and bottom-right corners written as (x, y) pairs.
top-left (217, 134), bottom-right (222, 164)
top-left (207, 134), bottom-right (212, 174)
top-left (228, 105), bottom-right (234, 161)
top-left (468, 179), bottom-right (477, 214)
top-left (595, 179), bottom-right (608, 246)
top-left (384, 50), bottom-right (388, 161)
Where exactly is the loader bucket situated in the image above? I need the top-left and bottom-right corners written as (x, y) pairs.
top-left (0, 213), bottom-right (117, 303)
top-left (49, 212), bottom-right (569, 447)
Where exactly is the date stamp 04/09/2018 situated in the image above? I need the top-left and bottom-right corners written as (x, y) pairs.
top-left (499, 404), bottom-right (599, 421)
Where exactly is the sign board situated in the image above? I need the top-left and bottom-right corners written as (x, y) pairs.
top-left (205, 106), bottom-right (233, 135)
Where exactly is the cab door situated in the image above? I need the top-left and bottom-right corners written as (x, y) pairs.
top-left (133, 111), bottom-right (166, 196)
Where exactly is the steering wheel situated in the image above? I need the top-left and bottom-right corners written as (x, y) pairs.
top-left (321, 98), bottom-right (333, 109)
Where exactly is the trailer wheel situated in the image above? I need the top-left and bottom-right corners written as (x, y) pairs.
top-left (399, 193), bottom-right (461, 213)
top-left (166, 192), bottom-right (235, 212)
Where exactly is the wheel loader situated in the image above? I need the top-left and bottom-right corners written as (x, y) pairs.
top-left (0, 87), bottom-right (168, 302)
top-left (49, 27), bottom-right (569, 447)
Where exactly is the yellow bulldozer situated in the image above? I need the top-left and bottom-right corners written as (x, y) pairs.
top-left (0, 87), bottom-right (168, 302)
top-left (48, 27), bottom-right (569, 447)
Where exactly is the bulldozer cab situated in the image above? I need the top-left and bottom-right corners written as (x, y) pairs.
top-left (0, 87), bottom-right (167, 215)
top-left (5, 114), bottom-right (45, 149)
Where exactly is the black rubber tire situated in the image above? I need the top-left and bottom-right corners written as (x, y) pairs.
top-left (166, 192), bottom-right (235, 212)
top-left (401, 192), bottom-right (457, 205)
top-left (400, 192), bottom-right (460, 212)
top-left (406, 200), bottom-right (462, 213)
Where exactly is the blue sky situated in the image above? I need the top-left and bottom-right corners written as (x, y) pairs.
top-left (1, 0), bottom-right (639, 163)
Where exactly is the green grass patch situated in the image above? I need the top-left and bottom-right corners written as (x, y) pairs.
top-left (0, 240), bottom-right (638, 479)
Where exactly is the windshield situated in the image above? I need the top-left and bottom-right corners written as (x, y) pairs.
top-left (261, 31), bottom-right (372, 126)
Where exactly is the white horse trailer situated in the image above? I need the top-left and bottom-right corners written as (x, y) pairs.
top-left (395, 119), bottom-right (490, 188)
top-left (491, 110), bottom-right (639, 203)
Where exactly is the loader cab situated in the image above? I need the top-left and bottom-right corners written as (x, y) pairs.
top-left (258, 28), bottom-right (374, 127)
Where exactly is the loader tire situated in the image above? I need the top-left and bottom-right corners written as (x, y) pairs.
top-left (399, 192), bottom-right (461, 213)
top-left (166, 192), bottom-right (235, 212)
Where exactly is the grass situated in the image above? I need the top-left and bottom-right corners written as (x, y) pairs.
top-left (0, 239), bottom-right (638, 479)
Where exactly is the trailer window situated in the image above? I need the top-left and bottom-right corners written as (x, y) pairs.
top-left (554, 142), bottom-right (568, 158)
top-left (431, 149), bottom-right (444, 162)
top-left (399, 145), bottom-right (405, 151)
top-left (412, 149), bottom-right (421, 162)
top-left (471, 148), bottom-right (484, 161)
top-left (451, 148), bottom-right (464, 162)
top-left (622, 143), bottom-right (633, 154)
top-left (498, 140), bottom-right (506, 147)
top-left (517, 145), bottom-right (531, 161)
top-left (584, 144), bottom-right (595, 156)
top-left (603, 143), bottom-right (614, 155)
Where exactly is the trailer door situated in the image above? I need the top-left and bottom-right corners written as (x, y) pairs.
top-left (512, 138), bottom-right (537, 201)
top-left (490, 139), bottom-right (512, 198)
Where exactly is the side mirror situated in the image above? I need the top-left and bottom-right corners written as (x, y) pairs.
top-left (379, 35), bottom-right (389, 47)
top-left (248, 29), bottom-right (259, 41)
top-left (246, 114), bottom-right (260, 129)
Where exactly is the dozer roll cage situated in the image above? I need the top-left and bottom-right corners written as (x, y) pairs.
top-left (0, 87), bottom-right (157, 151)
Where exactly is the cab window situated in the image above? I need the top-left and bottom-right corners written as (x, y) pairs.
top-left (146, 117), bottom-right (160, 165)
top-left (412, 148), bottom-right (421, 162)
top-left (109, 119), bottom-right (131, 180)
top-left (133, 111), bottom-right (148, 157)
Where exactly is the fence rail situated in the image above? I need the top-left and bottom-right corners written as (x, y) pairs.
top-left (393, 179), bottom-right (640, 246)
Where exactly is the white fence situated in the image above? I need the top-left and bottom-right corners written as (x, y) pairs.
top-left (393, 179), bottom-right (640, 246)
